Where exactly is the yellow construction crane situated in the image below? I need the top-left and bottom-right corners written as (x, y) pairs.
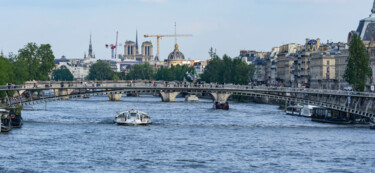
top-left (144, 34), bottom-right (192, 60)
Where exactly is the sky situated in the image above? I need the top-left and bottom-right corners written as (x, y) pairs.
top-left (0, 0), bottom-right (373, 60)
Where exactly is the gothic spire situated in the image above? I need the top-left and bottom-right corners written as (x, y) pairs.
top-left (88, 33), bottom-right (93, 58)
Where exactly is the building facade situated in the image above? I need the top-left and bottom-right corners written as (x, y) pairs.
top-left (123, 32), bottom-right (154, 63)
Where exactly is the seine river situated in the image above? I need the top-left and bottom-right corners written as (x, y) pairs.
top-left (1, 95), bottom-right (374, 172)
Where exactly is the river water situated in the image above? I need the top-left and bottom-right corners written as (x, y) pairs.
top-left (0, 95), bottom-right (374, 172)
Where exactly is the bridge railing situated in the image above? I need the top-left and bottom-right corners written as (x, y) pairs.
top-left (1, 82), bottom-right (375, 97)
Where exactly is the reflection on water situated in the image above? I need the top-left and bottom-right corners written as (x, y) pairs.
top-left (0, 95), bottom-right (374, 172)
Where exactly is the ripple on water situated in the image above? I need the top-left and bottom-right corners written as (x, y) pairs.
top-left (1, 96), bottom-right (374, 172)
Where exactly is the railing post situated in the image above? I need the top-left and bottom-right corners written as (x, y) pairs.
top-left (5, 91), bottom-right (11, 106)
top-left (17, 90), bottom-right (23, 105)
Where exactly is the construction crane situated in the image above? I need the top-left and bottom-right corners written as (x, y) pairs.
top-left (144, 34), bottom-right (192, 60)
top-left (105, 31), bottom-right (122, 59)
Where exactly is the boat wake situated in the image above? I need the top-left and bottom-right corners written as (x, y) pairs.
top-left (23, 119), bottom-right (115, 125)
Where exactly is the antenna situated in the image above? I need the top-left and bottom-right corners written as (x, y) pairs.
top-left (115, 31), bottom-right (118, 59)
top-left (174, 22), bottom-right (177, 44)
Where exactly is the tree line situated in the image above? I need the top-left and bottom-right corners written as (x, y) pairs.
top-left (86, 61), bottom-right (196, 82)
top-left (0, 43), bottom-right (55, 85)
top-left (200, 54), bottom-right (255, 85)
top-left (0, 43), bottom-right (56, 98)
top-left (87, 53), bottom-right (255, 85)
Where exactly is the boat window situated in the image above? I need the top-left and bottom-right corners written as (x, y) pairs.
top-left (327, 110), bottom-right (331, 118)
top-left (130, 113), bottom-right (137, 117)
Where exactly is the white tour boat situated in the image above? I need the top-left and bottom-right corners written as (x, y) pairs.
top-left (185, 95), bottom-right (199, 102)
top-left (300, 105), bottom-right (317, 117)
top-left (114, 110), bottom-right (151, 126)
top-left (286, 105), bottom-right (303, 116)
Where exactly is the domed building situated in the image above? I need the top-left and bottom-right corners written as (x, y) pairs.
top-left (348, 0), bottom-right (375, 88)
top-left (168, 44), bottom-right (185, 60)
top-left (349, 0), bottom-right (375, 44)
top-left (164, 43), bottom-right (192, 68)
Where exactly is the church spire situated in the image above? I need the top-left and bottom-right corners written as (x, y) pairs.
top-left (372, 0), bottom-right (375, 14)
top-left (88, 33), bottom-right (93, 58)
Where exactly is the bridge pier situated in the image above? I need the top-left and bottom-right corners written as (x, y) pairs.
top-left (52, 89), bottom-right (74, 100)
top-left (210, 92), bottom-right (232, 102)
top-left (160, 91), bottom-right (180, 102)
top-left (108, 93), bottom-right (123, 101)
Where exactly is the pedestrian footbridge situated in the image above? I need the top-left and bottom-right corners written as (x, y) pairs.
top-left (1, 81), bottom-right (375, 118)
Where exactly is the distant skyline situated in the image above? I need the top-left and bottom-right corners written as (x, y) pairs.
top-left (0, 0), bottom-right (373, 60)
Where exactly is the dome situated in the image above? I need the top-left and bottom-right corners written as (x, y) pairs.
top-left (168, 44), bottom-right (185, 60)
top-left (355, 1), bottom-right (375, 41)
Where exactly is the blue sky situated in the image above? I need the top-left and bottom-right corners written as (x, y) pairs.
top-left (0, 0), bottom-right (372, 60)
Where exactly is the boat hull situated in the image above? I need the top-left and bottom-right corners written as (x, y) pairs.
top-left (115, 122), bottom-right (152, 126)
top-left (114, 110), bottom-right (151, 126)
top-left (370, 120), bottom-right (375, 129)
top-left (214, 102), bottom-right (229, 110)
top-left (10, 114), bottom-right (23, 128)
top-left (1, 126), bottom-right (12, 132)
top-left (312, 118), bottom-right (352, 125)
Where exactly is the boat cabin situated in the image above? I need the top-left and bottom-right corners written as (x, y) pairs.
top-left (312, 107), bottom-right (351, 124)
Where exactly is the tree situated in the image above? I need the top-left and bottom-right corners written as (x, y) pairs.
top-left (154, 64), bottom-right (195, 81)
top-left (87, 61), bottom-right (116, 80)
top-left (18, 43), bottom-right (39, 80)
top-left (37, 44), bottom-right (56, 80)
top-left (9, 53), bottom-right (29, 85)
top-left (125, 63), bottom-right (154, 80)
top-left (0, 56), bottom-right (14, 98)
top-left (200, 51), bottom-right (255, 85)
top-left (17, 43), bottom-right (55, 81)
top-left (344, 34), bottom-right (372, 91)
top-left (53, 69), bottom-right (74, 81)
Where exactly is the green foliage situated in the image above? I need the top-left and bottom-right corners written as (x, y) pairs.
top-left (9, 56), bottom-right (29, 84)
top-left (17, 42), bottom-right (55, 81)
top-left (0, 56), bottom-right (13, 85)
top-left (125, 63), bottom-right (154, 80)
top-left (154, 65), bottom-right (195, 81)
top-left (37, 44), bottom-right (56, 80)
top-left (16, 104), bottom-right (23, 115)
top-left (53, 69), bottom-right (74, 81)
top-left (0, 43), bottom-right (55, 100)
top-left (344, 34), bottom-right (372, 91)
top-left (87, 60), bottom-right (117, 80)
top-left (200, 53), bottom-right (255, 85)
top-left (0, 56), bottom-right (14, 98)
top-left (114, 72), bottom-right (125, 80)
